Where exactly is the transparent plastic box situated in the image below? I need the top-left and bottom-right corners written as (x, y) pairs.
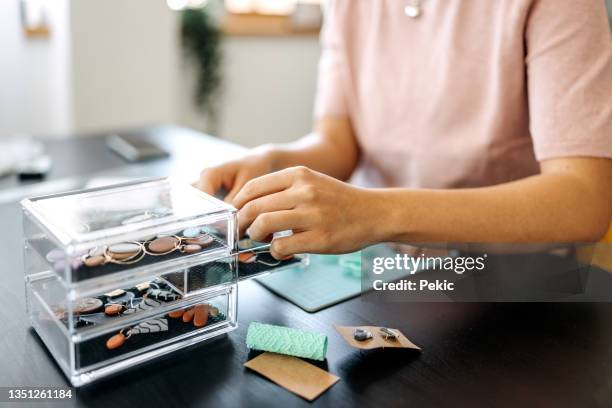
top-left (21, 178), bottom-right (306, 386)
top-left (22, 178), bottom-right (237, 287)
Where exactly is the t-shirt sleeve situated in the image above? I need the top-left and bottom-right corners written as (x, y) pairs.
top-left (525, 0), bottom-right (612, 160)
top-left (313, 0), bottom-right (349, 119)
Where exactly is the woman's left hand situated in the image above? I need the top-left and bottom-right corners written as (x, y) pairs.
top-left (232, 166), bottom-right (382, 259)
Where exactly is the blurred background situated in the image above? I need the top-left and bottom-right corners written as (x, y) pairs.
top-left (0, 0), bottom-right (610, 192)
top-left (0, 0), bottom-right (324, 146)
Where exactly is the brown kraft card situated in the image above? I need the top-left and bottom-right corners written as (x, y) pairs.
top-left (335, 325), bottom-right (422, 351)
top-left (244, 352), bottom-right (340, 401)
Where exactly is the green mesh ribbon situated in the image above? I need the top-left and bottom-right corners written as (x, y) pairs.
top-left (246, 322), bottom-right (328, 361)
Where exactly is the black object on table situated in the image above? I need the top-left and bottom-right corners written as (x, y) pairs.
top-left (0, 126), bottom-right (611, 408)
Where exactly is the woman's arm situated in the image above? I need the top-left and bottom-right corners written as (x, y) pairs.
top-left (379, 157), bottom-right (611, 243)
top-left (269, 117), bottom-right (359, 181)
top-left (196, 116), bottom-right (359, 201)
top-left (198, 0), bottom-right (357, 199)
top-left (232, 157), bottom-right (611, 259)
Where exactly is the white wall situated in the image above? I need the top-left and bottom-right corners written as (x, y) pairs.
top-left (0, 0), bottom-right (180, 138)
top-left (216, 36), bottom-right (320, 146)
top-left (179, 35), bottom-right (320, 147)
top-left (69, 0), bottom-right (180, 134)
top-left (178, 34), bottom-right (320, 146)
top-left (0, 2), bottom-right (320, 147)
top-left (0, 0), bottom-right (72, 138)
top-left (2, 2), bottom-right (607, 144)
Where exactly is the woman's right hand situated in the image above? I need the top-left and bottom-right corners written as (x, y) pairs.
top-left (196, 148), bottom-right (277, 203)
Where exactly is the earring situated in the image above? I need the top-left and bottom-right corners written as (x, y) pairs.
top-left (183, 234), bottom-right (214, 246)
top-left (82, 246), bottom-right (107, 267)
top-left (168, 303), bottom-right (220, 328)
top-left (238, 250), bottom-right (289, 267)
top-left (180, 244), bottom-right (203, 254)
top-left (81, 242), bottom-right (146, 267)
top-left (379, 327), bottom-right (400, 340)
top-left (256, 257), bottom-right (282, 267)
top-left (238, 251), bottom-right (257, 264)
top-left (104, 303), bottom-right (125, 316)
top-left (253, 249), bottom-right (284, 267)
top-left (105, 242), bottom-right (146, 265)
top-left (122, 297), bottom-right (164, 315)
top-left (145, 236), bottom-right (181, 256)
top-left (106, 318), bottom-right (169, 350)
top-left (72, 298), bottom-right (104, 315)
top-left (147, 288), bottom-right (180, 302)
top-left (354, 328), bottom-right (373, 342)
top-left (80, 230), bottom-right (217, 269)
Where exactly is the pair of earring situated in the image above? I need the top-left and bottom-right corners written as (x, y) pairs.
top-left (105, 302), bottom-right (221, 350)
top-left (104, 296), bottom-right (157, 316)
top-left (353, 327), bottom-right (400, 341)
top-left (143, 234), bottom-right (214, 257)
top-left (238, 249), bottom-right (293, 267)
top-left (81, 242), bottom-right (146, 267)
top-left (104, 284), bottom-right (182, 316)
top-left (81, 233), bottom-right (215, 268)
top-left (167, 303), bottom-right (218, 327)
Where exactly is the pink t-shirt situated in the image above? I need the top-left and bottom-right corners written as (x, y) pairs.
top-left (315, 0), bottom-right (612, 188)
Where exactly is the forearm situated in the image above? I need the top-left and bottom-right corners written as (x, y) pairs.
top-left (229, 157), bottom-right (610, 258)
top-left (264, 117), bottom-right (359, 181)
top-left (374, 169), bottom-right (611, 244)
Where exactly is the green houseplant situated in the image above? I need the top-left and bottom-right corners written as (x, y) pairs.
top-left (181, 7), bottom-right (222, 129)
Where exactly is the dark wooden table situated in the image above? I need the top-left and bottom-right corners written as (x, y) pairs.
top-left (0, 126), bottom-right (610, 407)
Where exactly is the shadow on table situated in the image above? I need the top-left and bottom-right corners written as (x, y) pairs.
top-left (246, 349), bottom-right (330, 371)
top-left (72, 334), bottom-right (236, 406)
top-left (336, 348), bottom-right (421, 391)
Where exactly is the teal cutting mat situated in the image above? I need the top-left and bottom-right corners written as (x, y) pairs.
top-left (256, 248), bottom-right (416, 312)
top-left (256, 253), bottom-right (363, 312)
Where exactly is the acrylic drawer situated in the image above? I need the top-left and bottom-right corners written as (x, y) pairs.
top-left (21, 178), bottom-right (237, 286)
top-left (26, 274), bottom-right (237, 387)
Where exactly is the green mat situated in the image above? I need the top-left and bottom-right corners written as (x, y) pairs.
top-left (256, 249), bottom-right (416, 312)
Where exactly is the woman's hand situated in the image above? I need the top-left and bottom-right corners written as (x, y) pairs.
top-left (196, 147), bottom-right (276, 202)
top-left (232, 166), bottom-right (383, 259)
top-left (196, 117), bottom-right (360, 204)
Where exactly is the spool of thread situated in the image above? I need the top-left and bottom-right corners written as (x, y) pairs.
top-left (246, 322), bottom-right (328, 361)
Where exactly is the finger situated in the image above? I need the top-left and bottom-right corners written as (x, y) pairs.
top-left (248, 210), bottom-right (307, 242)
top-left (224, 172), bottom-right (251, 204)
top-left (238, 191), bottom-right (297, 234)
top-left (232, 167), bottom-right (301, 209)
top-left (197, 168), bottom-right (224, 196)
top-left (270, 231), bottom-right (319, 259)
top-left (198, 178), bottom-right (219, 196)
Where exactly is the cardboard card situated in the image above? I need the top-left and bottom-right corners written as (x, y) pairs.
top-left (244, 352), bottom-right (339, 401)
top-left (335, 325), bottom-right (421, 351)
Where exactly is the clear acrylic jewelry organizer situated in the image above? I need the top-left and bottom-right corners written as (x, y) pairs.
top-left (21, 178), bottom-right (305, 386)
